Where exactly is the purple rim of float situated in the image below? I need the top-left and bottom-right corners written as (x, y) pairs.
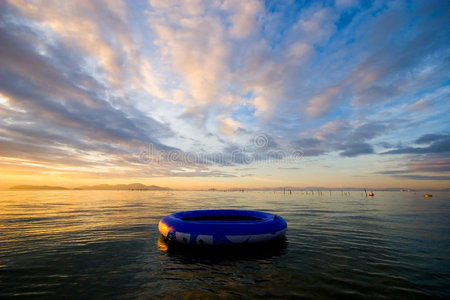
top-left (158, 209), bottom-right (287, 246)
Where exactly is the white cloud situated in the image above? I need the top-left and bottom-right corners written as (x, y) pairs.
top-left (253, 96), bottom-right (269, 116)
top-left (335, 0), bottom-right (360, 11)
top-left (219, 117), bottom-right (241, 136)
top-left (306, 87), bottom-right (341, 118)
top-left (222, 0), bottom-right (262, 39)
top-left (148, 1), bottom-right (232, 107)
top-left (7, 0), bottom-right (165, 102)
top-left (292, 6), bottom-right (337, 45)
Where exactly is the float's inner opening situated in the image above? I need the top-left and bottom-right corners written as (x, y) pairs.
top-left (181, 215), bottom-right (261, 221)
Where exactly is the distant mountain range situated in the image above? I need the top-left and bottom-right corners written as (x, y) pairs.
top-left (77, 183), bottom-right (170, 190)
top-left (7, 184), bottom-right (448, 191)
top-left (9, 183), bottom-right (171, 191)
top-left (9, 185), bottom-right (69, 190)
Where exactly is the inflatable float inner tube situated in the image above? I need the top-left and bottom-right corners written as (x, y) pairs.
top-left (158, 209), bottom-right (287, 246)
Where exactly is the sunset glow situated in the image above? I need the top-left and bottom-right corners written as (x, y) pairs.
top-left (0, 0), bottom-right (449, 190)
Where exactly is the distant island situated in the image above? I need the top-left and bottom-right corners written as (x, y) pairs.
top-left (77, 183), bottom-right (171, 191)
top-left (9, 183), bottom-right (171, 191)
top-left (9, 185), bottom-right (69, 190)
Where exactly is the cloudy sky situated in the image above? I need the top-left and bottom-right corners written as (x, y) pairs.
top-left (0, 0), bottom-right (449, 189)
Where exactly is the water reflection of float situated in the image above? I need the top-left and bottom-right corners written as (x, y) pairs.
top-left (157, 235), bottom-right (288, 261)
top-left (158, 209), bottom-right (287, 246)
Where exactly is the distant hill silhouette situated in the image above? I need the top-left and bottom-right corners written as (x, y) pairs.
top-left (9, 183), bottom-right (170, 191)
top-left (9, 185), bottom-right (68, 190)
top-left (77, 183), bottom-right (170, 190)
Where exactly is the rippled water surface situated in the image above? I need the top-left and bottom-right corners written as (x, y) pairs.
top-left (1, 190), bottom-right (449, 299)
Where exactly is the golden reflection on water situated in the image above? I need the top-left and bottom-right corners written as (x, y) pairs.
top-left (1, 189), bottom-right (444, 245)
top-left (157, 235), bottom-right (169, 252)
top-left (0, 190), bottom-right (175, 247)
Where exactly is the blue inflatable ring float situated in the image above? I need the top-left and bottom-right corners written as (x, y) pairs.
top-left (158, 209), bottom-right (287, 246)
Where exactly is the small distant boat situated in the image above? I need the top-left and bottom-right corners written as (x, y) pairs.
top-left (368, 192), bottom-right (374, 197)
top-left (424, 194), bottom-right (432, 197)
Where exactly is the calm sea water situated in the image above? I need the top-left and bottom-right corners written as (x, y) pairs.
top-left (0, 190), bottom-right (449, 299)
